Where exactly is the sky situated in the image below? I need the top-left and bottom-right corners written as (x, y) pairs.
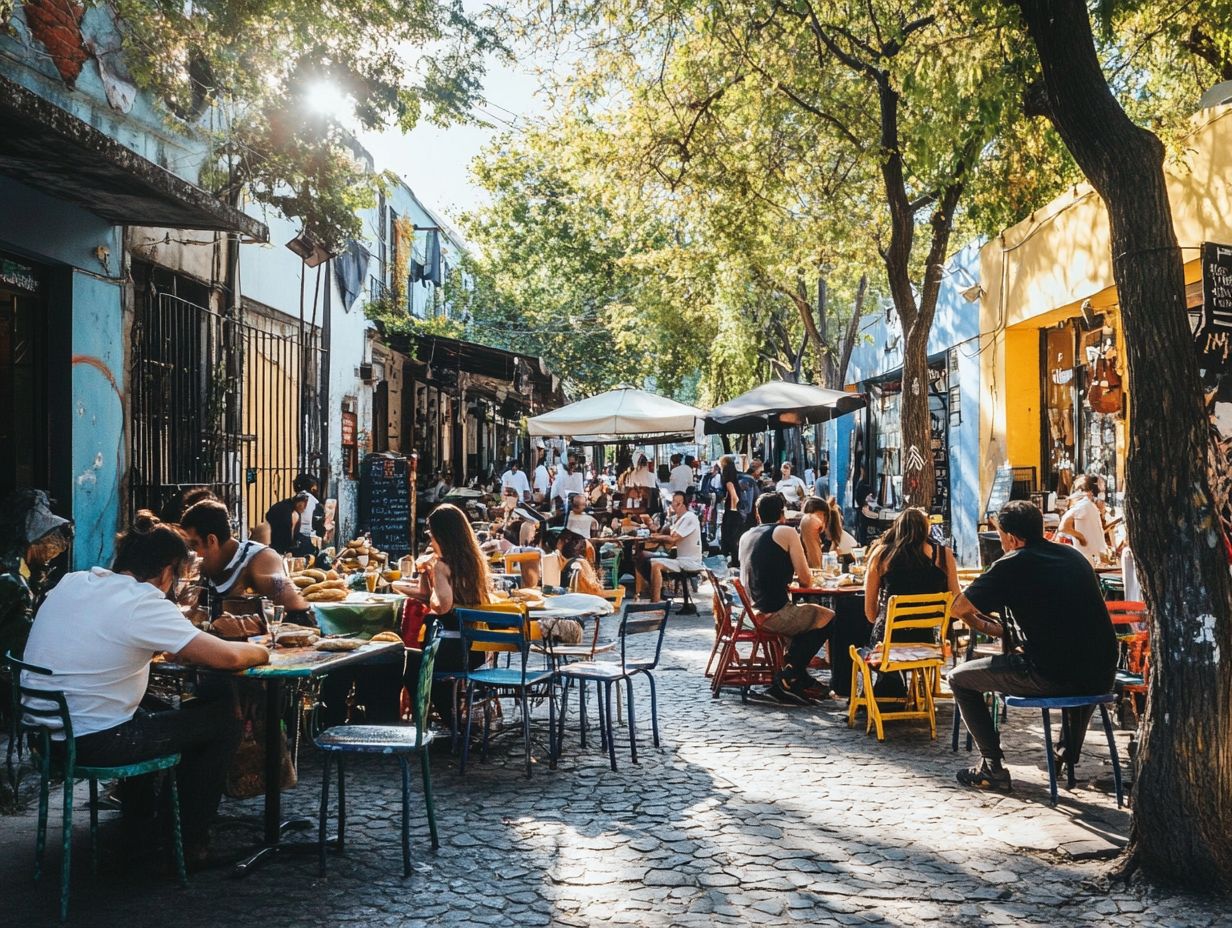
top-left (355, 26), bottom-right (559, 232)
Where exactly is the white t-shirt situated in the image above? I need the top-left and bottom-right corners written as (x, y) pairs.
top-left (501, 469), bottom-right (531, 498)
top-left (776, 476), bottom-right (807, 504)
top-left (834, 530), bottom-right (858, 557)
top-left (670, 510), bottom-right (704, 567)
top-left (565, 512), bottom-right (599, 537)
top-left (298, 491), bottom-right (319, 538)
top-left (532, 464), bottom-right (551, 496)
top-left (551, 470), bottom-right (585, 503)
top-left (668, 464), bottom-right (695, 493)
top-left (1063, 496), bottom-right (1104, 562)
top-left (23, 568), bottom-right (201, 738)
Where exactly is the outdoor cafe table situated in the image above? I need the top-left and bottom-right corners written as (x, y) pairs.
top-left (788, 584), bottom-right (868, 699)
top-left (156, 639), bottom-right (403, 875)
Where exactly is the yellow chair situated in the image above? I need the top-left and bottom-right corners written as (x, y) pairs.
top-left (504, 550), bottom-right (542, 585)
top-left (848, 591), bottom-right (953, 741)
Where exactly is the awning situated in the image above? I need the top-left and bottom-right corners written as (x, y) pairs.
top-left (704, 380), bottom-right (866, 434)
top-left (0, 75), bottom-right (267, 240)
top-left (528, 386), bottom-right (705, 443)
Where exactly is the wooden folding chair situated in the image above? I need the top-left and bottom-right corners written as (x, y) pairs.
top-left (709, 578), bottom-right (785, 701)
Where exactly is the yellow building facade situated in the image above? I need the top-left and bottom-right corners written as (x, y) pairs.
top-left (977, 102), bottom-right (1232, 510)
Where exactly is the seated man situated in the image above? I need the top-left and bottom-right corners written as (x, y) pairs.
top-left (739, 493), bottom-right (835, 705)
top-left (23, 515), bottom-right (269, 864)
top-left (641, 491), bottom-right (706, 601)
top-left (180, 499), bottom-right (310, 619)
top-left (948, 500), bottom-right (1118, 793)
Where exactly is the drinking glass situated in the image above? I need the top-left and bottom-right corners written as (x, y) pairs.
top-left (365, 570), bottom-right (379, 593)
top-left (262, 599), bottom-right (285, 650)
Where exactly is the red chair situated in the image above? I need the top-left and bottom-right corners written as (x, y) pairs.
top-left (1106, 600), bottom-right (1150, 724)
top-left (709, 578), bottom-right (785, 701)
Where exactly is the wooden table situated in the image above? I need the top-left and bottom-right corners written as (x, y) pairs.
top-left (788, 585), bottom-right (869, 698)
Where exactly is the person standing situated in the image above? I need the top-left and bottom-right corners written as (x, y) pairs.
top-left (23, 515), bottom-right (268, 864)
top-left (550, 456), bottom-right (586, 512)
top-left (739, 493), bottom-right (834, 704)
top-left (775, 462), bottom-right (808, 509)
top-left (500, 460), bottom-right (532, 504)
top-left (292, 473), bottom-right (323, 553)
top-left (948, 501), bottom-right (1117, 792)
top-left (719, 456), bottom-right (744, 567)
top-left (532, 453), bottom-right (551, 505)
top-left (813, 460), bottom-right (831, 500)
top-left (264, 491), bottom-right (310, 556)
top-left (668, 454), bottom-right (694, 494)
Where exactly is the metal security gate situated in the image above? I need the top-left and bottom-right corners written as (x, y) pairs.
top-left (129, 284), bottom-right (323, 534)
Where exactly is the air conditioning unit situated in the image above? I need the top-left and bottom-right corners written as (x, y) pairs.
top-left (359, 362), bottom-right (374, 384)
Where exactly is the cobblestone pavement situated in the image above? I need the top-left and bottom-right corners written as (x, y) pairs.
top-left (2, 604), bottom-right (1226, 927)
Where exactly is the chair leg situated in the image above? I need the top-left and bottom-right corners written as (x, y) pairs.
top-left (336, 756), bottom-right (346, 851)
top-left (847, 654), bottom-right (861, 730)
top-left (556, 676), bottom-right (571, 757)
top-left (645, 672), bottom-right (661, 748)
top-left (419, 749), bottom-right (440, 850)
top-left (624, 677), bottom-right (638, 765)
top-left (579, 679), bottom-right (589, 748)
top-left (167, 770), bottom-right (187, 886)
top-left (1060, 710), bottom-right (1076, 788)
top-left (923, 672), bottom-right (938, 740)
top-left (318, 753), bottom-right (331, 877)
top-left (1099, 705), bottom-right (1125, 808)
top-left (548, 681), bottom-right (558, 770)
top-left (460, 681), bottom-right (476, 775)
top-left (520, 689), bottom-right (532, 779)
top-left (1041, 709), bottom-right (1059, 806)
top-left (60, 774), bottom-right (73, 921)
top-left (88, 778), bottom-right (99, 877)
top-left (449, 679), bottom-right (461, 753)
top-left (603, 682), bottom-right (618, 771)
top-left (950, 699), bottom-right (961, 752)
top-left (867, 663), bottom-right (884, 741)
top-left (35, 759), bottom-right (49, 883)
top-left (399, 756), bottom-right (411, 878)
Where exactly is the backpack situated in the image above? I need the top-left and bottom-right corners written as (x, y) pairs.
top-left (737, 474), bottom-right (759, 518)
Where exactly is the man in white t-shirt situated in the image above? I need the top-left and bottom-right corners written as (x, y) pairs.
top-left (668, 453), bottom-right (694, 494)
top-left (775, 462), bottom-right (808, 509)
top-left (564, 492), bottom-right (599, 538)
top-left (500, 460), bottom-right (532, 503)
top-left (22, 521), bottom-right (268, 862)
top-left (550, 456), bottom-right (585, 511)
top-left (645, 491), bottom-right (706, 601)
top-left (532, 453), bottom-right (551, 504)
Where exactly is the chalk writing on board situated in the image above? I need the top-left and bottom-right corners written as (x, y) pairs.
top-left (359, 453), bottom-right (411, 557)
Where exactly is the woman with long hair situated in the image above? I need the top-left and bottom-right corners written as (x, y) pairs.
top-left (719, 455), bottom-right (744, 567)
top-left (864, 507), bottom-right (959, 642)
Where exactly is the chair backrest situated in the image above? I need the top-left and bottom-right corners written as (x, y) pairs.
top-left (504, 550), bottom-right (542, 581)
top-left (729, 578), bottom-right (774, 633)
top-left (880, 592), bottom-right (953, 667)
top-left (412, 629), bottom-right (442, 742)
top-left (618, 601), bottom-right (671, 672)
top-left (1105, 600), bottom-right (1148, 631)
top-left (704, 569), bottom-right (735, 634)
top-left (4, 651), bottom-right (75, 767)
top-left (456, 606), bottom-right (533, 671)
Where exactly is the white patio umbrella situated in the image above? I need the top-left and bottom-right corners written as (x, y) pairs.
top-left (527, 386), bottom-right (705, 443)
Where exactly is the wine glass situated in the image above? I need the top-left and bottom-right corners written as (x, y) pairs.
top-left (264, 600), bottom-right (285, 650)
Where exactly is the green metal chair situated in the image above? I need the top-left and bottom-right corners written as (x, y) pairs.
top-left (5, 653), bottom-right (187, 921)
top-left (314, 631), bottom-right (442, 878)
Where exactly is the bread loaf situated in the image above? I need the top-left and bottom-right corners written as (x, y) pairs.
top-left (306, 588), bottom-right (348, 603)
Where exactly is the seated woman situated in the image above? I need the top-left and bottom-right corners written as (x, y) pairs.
top-left (402, 503), bottom-right (495, 729)
top-left (862, 507), bottom-right (961, 696)
top-left (800, 497), bottom-right (859, 569)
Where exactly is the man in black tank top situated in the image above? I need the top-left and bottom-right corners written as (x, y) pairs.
top-left (739, 494), bottom-right (834, 704)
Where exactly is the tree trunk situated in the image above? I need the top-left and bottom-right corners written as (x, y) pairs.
top-left (899, 321), bottom-right (934, 509)
top-left (1013, 0), bottom-right (1232, 890)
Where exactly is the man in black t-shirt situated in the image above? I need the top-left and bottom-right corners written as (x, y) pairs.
top-left (947, 501), bottom-right (1117, 793)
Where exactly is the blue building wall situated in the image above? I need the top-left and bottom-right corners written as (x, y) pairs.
top-left (826, 241), bottom-right (984, 565)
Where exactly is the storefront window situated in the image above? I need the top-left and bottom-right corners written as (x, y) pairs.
top-left (1042, 319), bottom-right (1119, 499)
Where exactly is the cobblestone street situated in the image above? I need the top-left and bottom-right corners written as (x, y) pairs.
top-left (2, 605), bottom-right (1225, 927)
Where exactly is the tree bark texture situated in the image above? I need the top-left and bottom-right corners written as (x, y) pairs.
top-left (1014, 0), bottom-right (1232, 890)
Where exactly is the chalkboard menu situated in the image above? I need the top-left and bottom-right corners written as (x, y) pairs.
top-left (359, 453), bottom-right (411, 557)
top-left (984, 465), bottom-right (1015, 520)
top-left (1202, 242), bottom-right (1232, 333)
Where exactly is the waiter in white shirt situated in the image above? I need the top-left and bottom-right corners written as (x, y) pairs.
top-left (668, 453), bottom-right (695, 494)
top-left (500, 460), bottom-right (532, 503)
top-left (550, 456), bottom-right (585, 511)
top-left (532, 453), bottom-right (551, 505)
top-left (645, 491), bottom-right (706, 601)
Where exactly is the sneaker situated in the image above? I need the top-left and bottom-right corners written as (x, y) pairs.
top-left (956, 760), bottom-right (1013, 793)
top-left (766, 684), bottom-right (813, 707)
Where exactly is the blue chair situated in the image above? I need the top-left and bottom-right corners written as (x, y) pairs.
top-left (555, 602), bottom-right (670, 770)
top-left (1001, 693), bottom-right (1124, 807)
top-left (314, 633), bottom-right (441, 877)
top-left (5, 653), bottom-right (187, 921)
top-left (457, 607), bottom-right (558, 778)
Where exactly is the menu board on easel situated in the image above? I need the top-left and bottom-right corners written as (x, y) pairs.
top-left (984, 465), bottom-right (1015, 521)
top-left (359, 453), bottom-right (411, 558)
